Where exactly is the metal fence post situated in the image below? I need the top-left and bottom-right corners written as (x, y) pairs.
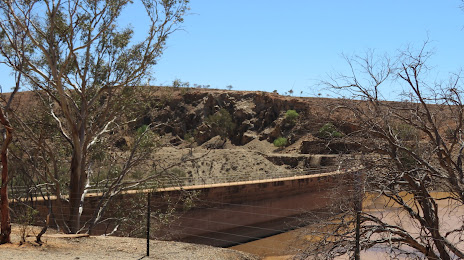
top-left (354, 170), bottom-right (362, 260)
top-left (147, 192), bottom-right (151, 257)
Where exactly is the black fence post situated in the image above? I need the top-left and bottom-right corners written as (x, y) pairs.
top-left (147, 192), bottom-right (151, 257)
top-left (354, 171), bottom-right (362, 260)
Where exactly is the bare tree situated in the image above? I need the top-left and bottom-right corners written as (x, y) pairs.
top-left (300, 44), bottom-right (464, 259)
top-left (0, 0), bottom-right (189, 233)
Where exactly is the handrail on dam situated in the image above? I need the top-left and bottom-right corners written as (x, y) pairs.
top-left (9, 166), bottom-right (346, 198)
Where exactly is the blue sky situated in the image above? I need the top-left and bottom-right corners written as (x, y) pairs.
top-left (1, 1), bottom-right (464, 100)
top-left (151, 0), bottom-right (464, 98)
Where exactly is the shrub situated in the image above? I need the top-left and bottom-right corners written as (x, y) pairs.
top-left (184, 132), bottom-right (194, 142)
top-left (135, 124), bottom-right (157, 149)
top-left (16, 207), bottom-right (39, 244)
top-left (444, 128), bottom-right (456, 141)
top-left (172, 79), bottom-right (189, 88)
top-left (273, 137), bottom-right (288, 147)
top-left (285, 110), bottom-right (299, 122)
top-left (136, 124), bottom-right (149, 135)
top-left (393, 123), bottom-right (418, 141)
top-left (318, 123), bottom-right (343, 139)
top-left (205, 108), bottom-right (235, 139)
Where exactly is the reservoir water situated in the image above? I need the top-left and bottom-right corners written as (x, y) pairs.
top-left (231, 192), bottom-right (464, 259)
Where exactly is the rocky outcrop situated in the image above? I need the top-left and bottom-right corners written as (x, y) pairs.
top-left (141, 88), bottom-right (359, 156)
top-left (145, 89), bottom-right (317, 145)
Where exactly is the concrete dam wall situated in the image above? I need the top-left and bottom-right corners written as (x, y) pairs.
top-left (153, 169), bottom-right (353, 247)
top-left (27, 169), bottom-right (354, 247)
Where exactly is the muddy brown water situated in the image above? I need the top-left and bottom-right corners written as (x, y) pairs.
top-left (231, 192), bottom-right (464, 259)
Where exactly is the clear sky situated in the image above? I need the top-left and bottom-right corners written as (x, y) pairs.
top-left (1, 1), bottom-right (464, 100)
top-left (142, 0), bottom-right (464, 99)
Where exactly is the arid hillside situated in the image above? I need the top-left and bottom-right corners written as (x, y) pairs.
top-left (124, 87), bottom-right (356, 181)
top-left (6, 86), bottom-right (454, 187)
top-left (96, 88), bottom-right (352, 189)
top-left (3, 87), bottom-right (417, 185)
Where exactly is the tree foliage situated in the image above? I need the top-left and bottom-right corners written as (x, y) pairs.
top-left (318, 123), bottom-right (342, 139)
top-left (285, 109), bottom-right (299, 123)
top-left (205, 108), bottom-right (235, 140)
top-left (0, 0), bottom-right (189, 234)
top-left (273, 137), bottom-right (287, 148)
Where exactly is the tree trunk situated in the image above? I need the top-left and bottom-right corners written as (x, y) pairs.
top-left (69, 151), bottom-right (82, 233)
top-left (0, 151), bottom-right (11, 244)
top-left (0, 108), bottom-right (12, 244)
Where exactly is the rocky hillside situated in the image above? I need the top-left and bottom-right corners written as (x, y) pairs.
top-left (5, 87), bottom-right (357, 186)
top-left (114, 87), bottom-right (361, 183)
top-left (138, 87), bottom-right (356, 153)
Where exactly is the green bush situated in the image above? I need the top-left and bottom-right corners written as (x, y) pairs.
top-left (135, 124), bottom-right (157, 149)
top-left (393, 123), bottom-right (418, 141)
top-left (318, 123), bottom-right (343, 139)
top-left (285, 110), bottom-right (299, 122)
top-left (273, 137), bottom-right (288, 147)
top-left (205, 108), bottom-right (235, 138)
top-left (136, 124), bottom-right (149, 135)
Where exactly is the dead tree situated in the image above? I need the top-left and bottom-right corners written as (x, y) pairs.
top-left (300, 44), bottom-right (464, 259)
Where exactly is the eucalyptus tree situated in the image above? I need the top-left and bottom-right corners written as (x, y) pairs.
top-left (0, 15), bottom-right (27, 243)
top-left (0, 0), bottom-right (189, 234)
top-left (0, 102), bottom-right (13, 244)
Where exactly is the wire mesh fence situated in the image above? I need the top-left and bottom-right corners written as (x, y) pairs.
top-left (8, 166), bottom-right (337, 198)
